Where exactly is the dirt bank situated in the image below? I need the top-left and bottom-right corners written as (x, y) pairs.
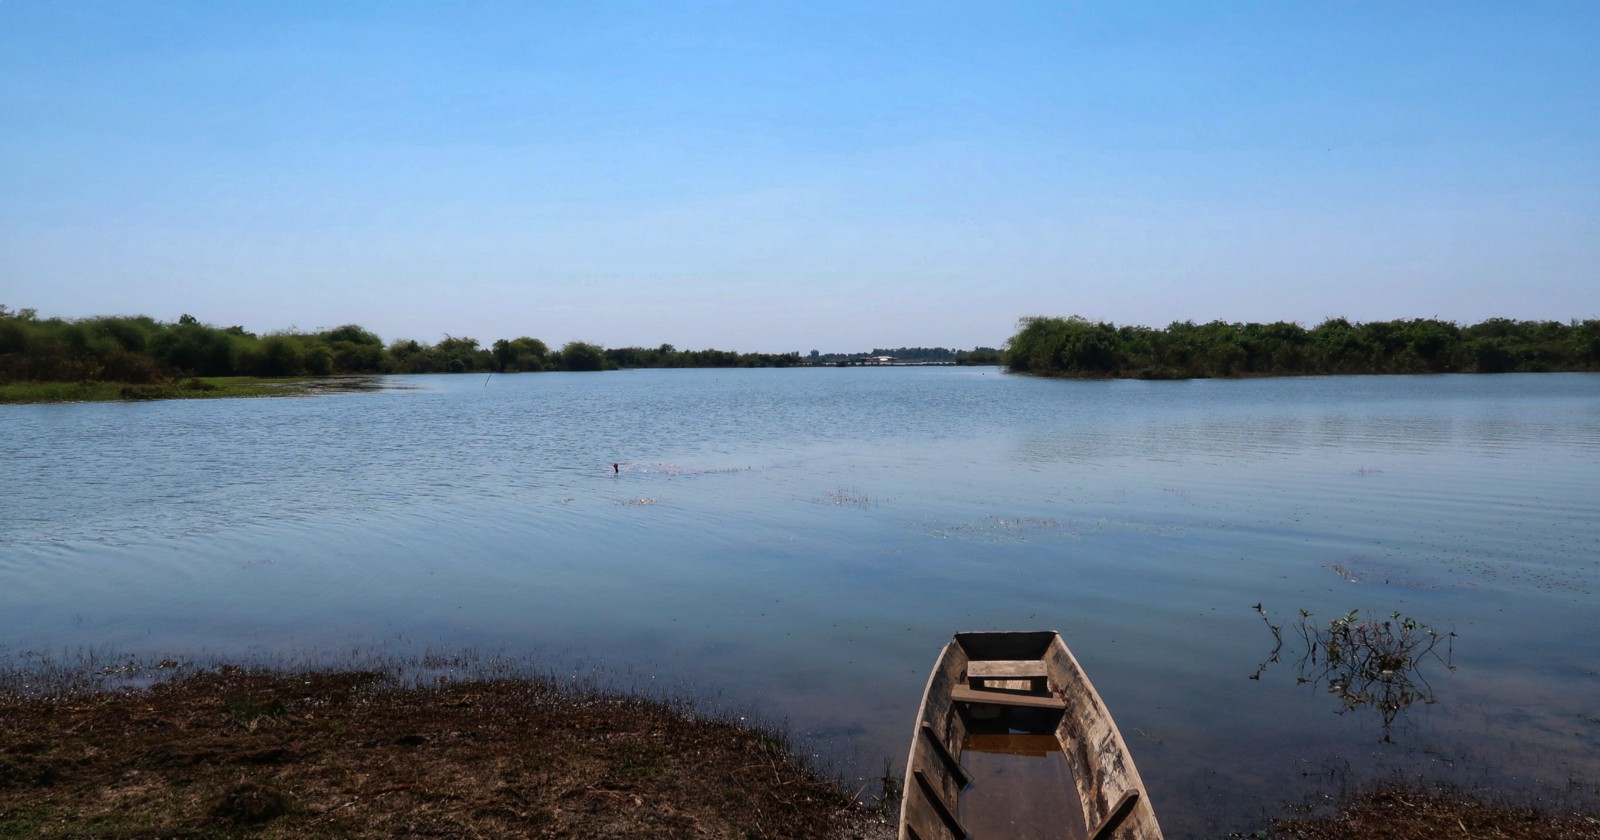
top-left (0, 666), bottom-right (892, 839)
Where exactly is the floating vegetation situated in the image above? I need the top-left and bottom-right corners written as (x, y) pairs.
top-left (1434, 554), bottom-right (1595, 596)
top-left (820, 488), bottom-right (873, 508)
top-left (626, 462), bottom-right (749, 477)
top-left (293, 375), bottom-right (397, 394)
top-left (986, 515), bottom-right (1060, 530)
top-left (1327, 563), bottom-right (1361, 583)
top-left (1320, 558), bottom-right (1438, 590)
top-left (1089, 516), bottom-right (1187, 537)
top-left (1254, 606), bottom-right (1455, 742)
top-left (926, 514), bottom-right (1061, 544)
top-left (617, 498), bottom-right (658, 506)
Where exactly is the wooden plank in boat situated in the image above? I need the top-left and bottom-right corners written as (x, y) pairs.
top-left (964, 732), bottom-right (1060, 757)
top-left (912, 770), bottom-right (966, 839)
top-left (967, 659), bottom-right (1048, 680)
top-left (1088, 789), bottom-right (1142, 840)
top-left (919, 724), bottom-right (971, 787)
top-left (950, 684), bottom-right (1067, 710)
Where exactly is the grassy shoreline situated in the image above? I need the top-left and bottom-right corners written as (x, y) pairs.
top-left (1267, 785), bottom-right (1600, 839)
top-left (0, 376), bottom-right (389, 404)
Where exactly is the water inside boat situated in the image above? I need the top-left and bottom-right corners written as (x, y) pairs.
top-left (957, 709), bottom-right (1088, 840)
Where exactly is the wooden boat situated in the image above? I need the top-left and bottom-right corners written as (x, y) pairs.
top-left (899, 631), bottom-right (1163, 840)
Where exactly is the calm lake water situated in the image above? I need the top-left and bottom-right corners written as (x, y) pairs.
top-left (4, 368), bottom-right (1599, 835)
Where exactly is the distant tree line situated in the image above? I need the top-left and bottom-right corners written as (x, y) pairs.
top-left (602, 344), bottom-right (804, 369)
top-left (807, 346), bottom-right (1002, 364)
top-left (1004, 316), bottom-right (1600, 379)
top-left (0, 306), bottom-right (807, 384)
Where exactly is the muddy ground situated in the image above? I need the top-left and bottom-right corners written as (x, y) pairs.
top-left (0, 667), bottom-right (893, 839)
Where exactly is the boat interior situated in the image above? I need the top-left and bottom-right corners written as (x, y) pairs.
top-left (902, 631), bottom-right (1154, 840)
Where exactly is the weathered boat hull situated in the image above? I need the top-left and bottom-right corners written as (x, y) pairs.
top-left (899, 631), bottom-right (1163, 840)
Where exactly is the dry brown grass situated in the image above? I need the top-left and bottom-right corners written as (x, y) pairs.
top-left (1270, 785), bottom-right (1600, 840)
top-left (0, 667), bottom-right (893, 839)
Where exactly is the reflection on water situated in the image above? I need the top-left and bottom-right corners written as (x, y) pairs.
top-left (3, 369), bottom-right (1599, 835)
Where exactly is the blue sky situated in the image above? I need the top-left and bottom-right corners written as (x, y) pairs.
top-left (3, 2), bottom-right (1597, 352)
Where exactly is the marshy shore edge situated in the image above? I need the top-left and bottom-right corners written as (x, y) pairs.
top-left (0, 661), bottom-right (894, 839)
top-left (3, 659), bottom-right (1596, 839)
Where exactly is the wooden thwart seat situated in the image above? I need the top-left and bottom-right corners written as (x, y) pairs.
top-left (966, 659), bottom-right (1049, 681)
top-left (950, 684), bottom-right (1067, 710)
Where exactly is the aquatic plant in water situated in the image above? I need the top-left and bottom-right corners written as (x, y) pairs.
top-left (1254, 606), bottom-right (1455, 742)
